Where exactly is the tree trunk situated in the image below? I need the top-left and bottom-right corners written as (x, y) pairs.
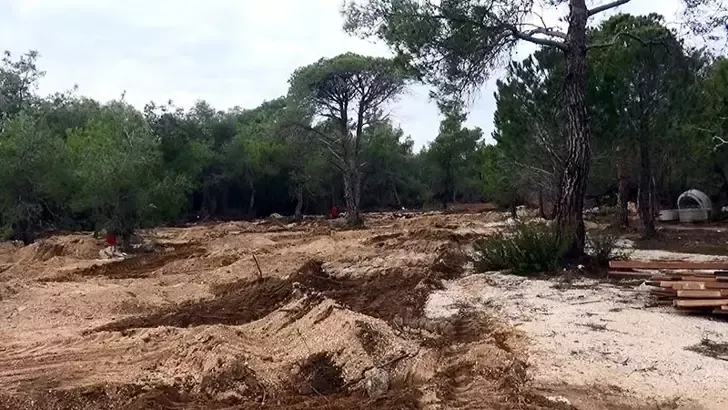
top-left (343, 165), bottom-right (362, 226)
top-left (616, 146), bottom-right (629, 227)
top-left (638, 133), bottom-right (656, 238)
top-left (294, 184), bottom-right (304, 222)
top-left (391, 179), bottom-right (402, 208)
top-left (555, 0), bottom-right (590, 258)
top-left (538, 187), bottom-right (547, 220)
top-left (247, 180), bottom-right (256, 219)
top-left (220, 186), bottom-right (230, 218)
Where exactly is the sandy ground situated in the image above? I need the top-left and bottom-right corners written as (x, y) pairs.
top-left (0, 210), bottom-right (724, 409)
top-left (426, 249), bottom-right (728, 410)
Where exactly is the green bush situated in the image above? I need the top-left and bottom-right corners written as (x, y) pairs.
top-left (473, 222), bottom-right (568, 275)
top-left (586, 230), bottom-right (629, 267)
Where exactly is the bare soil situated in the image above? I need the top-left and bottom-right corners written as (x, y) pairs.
top-left (0, 210), bottom-right (716, 409)
top-left (631, 224), bottom-right (728, 256)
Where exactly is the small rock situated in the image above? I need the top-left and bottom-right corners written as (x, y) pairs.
top-left (545, 395), bottom-right (571, 406)
top-left (364, 367), bottom-right (389, 400)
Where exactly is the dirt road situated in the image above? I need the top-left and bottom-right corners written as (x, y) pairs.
top-left (0, 212), bottom-right (718, 409)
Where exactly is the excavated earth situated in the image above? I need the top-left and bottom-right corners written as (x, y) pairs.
top-left (0, 210), bottom-right (712, 409)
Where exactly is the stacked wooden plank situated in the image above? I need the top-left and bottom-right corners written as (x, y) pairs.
top-left (609, 260), bottom-right (728, 316)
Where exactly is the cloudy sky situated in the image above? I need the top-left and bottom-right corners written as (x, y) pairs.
top-left (0, 0), bottom-right (685, 149)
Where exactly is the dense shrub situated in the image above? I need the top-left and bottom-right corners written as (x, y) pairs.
top-left (586, 230), bottom-right (629, 267)
top-left (474, 222), bottom-right (568, 275)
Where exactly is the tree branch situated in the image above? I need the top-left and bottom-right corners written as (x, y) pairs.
top-left (523, 27), bottom-right (568, 40)
top-left (588, 31), bottom-right (670, 50)
top-left (511, 28), bottom-right (568, 50)
top-left (588, 0), bottom-right (632, 17)
top-left (713, 136), bottom-right (728, 151)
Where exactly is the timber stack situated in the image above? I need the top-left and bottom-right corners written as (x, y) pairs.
top-left (609, 260), bottom-right (728, 316)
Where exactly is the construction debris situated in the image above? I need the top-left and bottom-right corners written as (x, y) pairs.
top-left (609, 260), bottom-right (728, 316)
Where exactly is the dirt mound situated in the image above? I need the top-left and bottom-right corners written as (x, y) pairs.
top-left (44, 244), bottom-right (203, 282)
top-left (0, 383), bottom-right (421, 410)
top-left (14, 236), bottom-right (104, 264)
top-left (430, 243), bottom-right (469, 280)
top-left (151, 253), bottom-right (239, 277)
top-left (91, 258), bottom-right (442, 334)
top-left (198, 360), bottom-right (265, 402)
top-left (291, 352), bottom-right (345, 396)
top-left (293, 260), bottom-right (440, 324)
top-left (90, 276), bottom-right (292, 332)
top-left (0, 283), bottom-right (19, 301)
top-left (16, 240), bottom-right (66, 262)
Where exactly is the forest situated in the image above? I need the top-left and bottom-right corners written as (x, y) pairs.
top-left (0, 7), bottom-right (727, 252)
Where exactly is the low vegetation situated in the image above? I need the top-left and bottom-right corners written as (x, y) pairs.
top-left (585, 230), bottom-right (625, 267)
top-left (473, 222), bottom-right (568, 275)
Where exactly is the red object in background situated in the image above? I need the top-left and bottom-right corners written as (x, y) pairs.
top-left (330, 206), bottom-right (339, 219)
top-left (105, 234), bottom-right (117, 247)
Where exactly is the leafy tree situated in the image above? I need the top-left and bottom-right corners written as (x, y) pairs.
top-left (590, 14), bottom-right (703, 237)
top-left (144, 101), bottom-right (214, 209)
top-left (361, 120), bottom-right (426, 209)
top-left (0, 50), bottom-right (45, 129)
top-left (288, 53), bottom-right (410, 225)
top-left (492, 49), bottom-right (566, 218)
top-left (480, 144), bottom-right (520, 216)
top-left (66, 101), bottom-right (179, 246)
top-left (0, 112), bottom-right (68, 243)
top-left (344, 0), bottom-right (640, 255)
top-left (226, 98), bottom-right (288, 218)
top-left (425, 102), bottom-right (483, 209)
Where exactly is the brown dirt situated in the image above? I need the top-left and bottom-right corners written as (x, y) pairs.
top-left (291, 352), bottom-right (345, 395)
top-left (88, 257), bottom-right (441, 333)
top-left (89, 276), bottom-right (292, 331)
top-left (0, 210), bottom-right (686, 410)
top-left (41, 243), bottom-right (205, 282)
top-left (633, 226), bottom-right (728, 256)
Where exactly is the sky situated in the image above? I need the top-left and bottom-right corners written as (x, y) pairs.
top-left (0, 0), bottom-right (686, 150)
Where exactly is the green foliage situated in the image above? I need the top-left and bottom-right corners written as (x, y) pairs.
top-left (0, 112), bottom-right (68, 242)
top-left (343, 0), bottom-right (530, 100)
top-left (474, 222), bottom-right (568, 275)
top-left (0, 9), bottom-right (726, 247)
top-left (480, 144), bottom-right (519, 209)
top-left (490, 14), bottom-right (716, 219)
top-left (585, 230), bottom-right (626, 267)
top-left (288, 53), bottom-right (411, 224)
top-left (424, 102), bottom-right (484, 206)
top-left (361, 121), bottom-right (429, 208)
top-left (66, 101), bottom-right (179, 242)
top-left (491, 48), bottom-right (564, 208)
top-left (0, 50), bottom-right (45, 126)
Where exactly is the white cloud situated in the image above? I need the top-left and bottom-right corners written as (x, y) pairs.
top-left (0, 0), bottom-right (683, 150)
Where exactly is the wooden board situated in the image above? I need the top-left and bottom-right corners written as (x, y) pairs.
top-left (669, 282), bottom-right (728, 290)
top-left (674, 299), bottom-right (728, 308)
top-left (681, 276), bottom-right (718, 282)
top-left (607, 271), bottom-right (656, 278)
top-left (663, 282), bottom-right (706, 290)
top-left (651, 289), bottom-right (677, 295)
top-left (609, 260), bottom-right (728, 270)
top-left (677, 290), bottom-right (723, 298)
